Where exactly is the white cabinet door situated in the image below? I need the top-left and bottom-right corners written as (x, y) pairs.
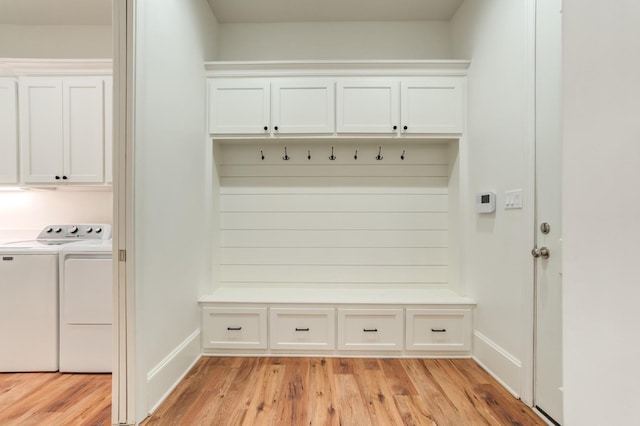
top-left (20, 78), bottom-right (65, 183)
top-left (271, 79), bottom-right (335, 134)
top-left (64, 78), bottom-right (105, 183)
top-left (20, 77), bottom-right (106, 184)
top-left (208, 79), bottom-right (271, 135)
top-left (401, 78), bottom-right (464, 134)
top-left (336, 79), bottom-right (399, 134)
top-left (0, 78), bottom-right (18, 184)
top-left (104, 77), bottom-right (113, 184)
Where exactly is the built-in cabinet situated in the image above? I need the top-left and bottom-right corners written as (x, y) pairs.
top-left (336, 77), bottom-right (464, 134)
top-left (207, 63), bottom-right (466, 138)
top-left (0, 78), bottom-right (18, 184)
top-left (200, 298), bottom-right (474, 356)
top-left (203, 61), bottom-right (472, 358)
top-left (0, 60), bottom-right (112, 186)
top-left (208, 78), bottom-right (334, 135)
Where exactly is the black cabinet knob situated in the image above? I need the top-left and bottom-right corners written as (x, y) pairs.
top-left (55, 175), bottom-right (61, 180)
top-left (393, 125), bottom-right (398, 130)
top-left (264, 126), bottom-right (268, 131)
top-left (403, 125), bottom-right (408, 130)
top-left (62, 176), bottom-right (68, 180)
top-left (274, 126), bottom-right (279, 131)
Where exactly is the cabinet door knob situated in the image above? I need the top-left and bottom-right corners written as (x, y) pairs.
top-left (403, 125), bottom-right (408, 130)
top-left (274, 126), bottom-right (279, 131)
top-left (393, 125), bottom-right (398, 130)
top-left (55, 175), bottom-right (61, 180)
top-left (62, 175), bottom-right (68, 180)
top-left (264, 126), bottom-right (268, 131)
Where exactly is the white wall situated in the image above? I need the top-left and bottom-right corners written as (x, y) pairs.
top-left (133, 0), bottom-right (218, 420)
top-left (218, 21), bottom-right (451, 60)
top-left (563, 1), bottom-right (640, 424)
top-left (451, 0), bottom-right (533, 397)
top-left (0, 190), bottom-right (112, 232)
top-left (0, 25), bottom-right (112, 58)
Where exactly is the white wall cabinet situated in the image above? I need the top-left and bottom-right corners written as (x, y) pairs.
top-left (0, 78), bottom-right (18, 184)
top-left (336, 77), bottom-right (464, 135)
top-left (271, 79), bottom-right (335, 134)
top-left (208, 78), bottom-right (335, 136)
top-left (20, 77), bottom-right (107, 184)
top-left (208, 78), bottom-right (271, 135)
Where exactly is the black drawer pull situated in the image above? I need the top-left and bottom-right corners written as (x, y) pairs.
top-left (295, 328), bottom-right (310, 332)
top-left (363, 328), bottom-right (378, 332)
top-left (431, 328), bottom-right (447, 333)
top-left (227, 327), bottom-right (242, 331)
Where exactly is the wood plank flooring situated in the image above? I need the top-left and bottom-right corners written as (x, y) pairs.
top-left (143, 357), bottom-right (545, 426)
top-left (0, 358), bottom-right (545, 425)
top-left (0, 372), bottom-right (111, 426)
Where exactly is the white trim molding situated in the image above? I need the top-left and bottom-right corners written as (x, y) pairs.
top-left (146, 329), bottom-right (202, 415)
top-left (472, 330), bottom-right (523, 398)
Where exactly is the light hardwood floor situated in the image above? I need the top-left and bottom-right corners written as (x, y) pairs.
top-left (0, 358), bottom-right (545, 425)
top-left (0, 371), bottom-right (111, 426)
top-left (144, 357), bottom-right (545, 426)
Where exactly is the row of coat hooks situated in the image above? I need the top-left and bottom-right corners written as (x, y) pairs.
top-left (260, 146), bottom-right (406, 161)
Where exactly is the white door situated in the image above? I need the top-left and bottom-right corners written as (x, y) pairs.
top-left (533, 1), bottom-right (563, 424)
top-left (104, 77), bottom-right (113, 184)
top-left (400, 77), bottom-right (464, 134)
top-left (208, 78), bottom-right (271, 135)
top-left (64, 78), bottom-right (106, 183)
top-left (336, 78), bottom-right (399, 134)
top-left (271, 79), bottom-right (335, 134)
top-left (0, 78), bottom-right (18, 184)
top-left (19, 78), bottom-right (65, 183)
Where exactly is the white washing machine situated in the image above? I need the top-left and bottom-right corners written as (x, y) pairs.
top-left (0, 224), bottom-right (111, 372)
top-left (59, 239), bottom-right (113, 373)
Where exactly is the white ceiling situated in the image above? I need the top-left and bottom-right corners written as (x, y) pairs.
top-left (208, 0), bottom-right (464, 23)
top-left (0, 0), bottom-right (111, 26)
top-left (0, 0), bottom-right (463, 26)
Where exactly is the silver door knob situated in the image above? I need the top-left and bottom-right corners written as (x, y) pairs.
top-left (531, 247), bottom-right (550, 259)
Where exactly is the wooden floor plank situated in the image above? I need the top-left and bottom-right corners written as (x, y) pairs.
top-left (307, 358), bottom-right (339, 426)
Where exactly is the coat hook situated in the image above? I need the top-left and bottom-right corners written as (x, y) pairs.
top-left (376, 146), bottom-right (383, 161)
top-left (282, 147), bottom-right (290, 161)
top-left (329, 147), bottom-right (336, 161)
top-left (261, 150), bottom-right (265, 161)
top-left (354, 150), bottom-right (358, 160)
top-left (308, 150), bottom-right (311, 160)
top-left (400, 150), bottom-right (405, 160)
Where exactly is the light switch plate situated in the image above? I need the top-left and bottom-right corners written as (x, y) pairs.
top-left (504, 189), bottom-right (523, 209)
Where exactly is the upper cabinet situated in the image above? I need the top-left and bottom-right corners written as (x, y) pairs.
top-left (20, 77), bottom-right (106, 184)
top-left (208, 78), bottom-right (335, 136)
top-left (0, 78), bottom-right (18, 184)
top-left (337, 77), bottom-right (464, 135)
top-left (208, 78), bottom-right (270, 135)
top-left (271, 79), bottom-right (335, 135)
top-left (0, 59), bottom-right (113, 187)
top-left (206, 61), bottom-right (469, 139)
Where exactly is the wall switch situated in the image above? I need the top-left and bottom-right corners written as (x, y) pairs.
top-left (504, 189), bottom-right (523, 209)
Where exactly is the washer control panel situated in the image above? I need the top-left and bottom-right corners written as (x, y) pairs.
top-left (37, 224), bottom-right (112, 241)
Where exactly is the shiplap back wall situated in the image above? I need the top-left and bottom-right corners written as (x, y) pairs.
top-left (217, 141), bottom-right (456, 291)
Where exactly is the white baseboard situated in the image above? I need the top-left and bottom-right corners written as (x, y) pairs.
top-left (472, 330), bottom-right (522, 398)
top-left (146, 329), bottom-right (202, 414)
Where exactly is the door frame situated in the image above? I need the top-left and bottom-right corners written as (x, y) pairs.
top-left (112, 0), bottom-right (136, 424)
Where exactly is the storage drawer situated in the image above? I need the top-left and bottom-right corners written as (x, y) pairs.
top-left (405, 309), bottom-right (471, 352)
top-left (337, 308), bottom-right (403, 351)
top-left (202, 307), bottom-right (267, 349)
top-left (269, 308), bottom-right (335, 350)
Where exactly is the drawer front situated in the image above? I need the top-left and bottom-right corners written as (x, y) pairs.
top-left (406, 309), bottom-right (471, 351)
top-left (202, 307), bottom-right (267, 349)
top-left (270, 308), bottom-right (335, 350)
top-left (338, 309), bottom-right (403, 351)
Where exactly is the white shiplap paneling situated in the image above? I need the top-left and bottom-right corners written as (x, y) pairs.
top-left (217, 141), bottom-right (451, 290)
